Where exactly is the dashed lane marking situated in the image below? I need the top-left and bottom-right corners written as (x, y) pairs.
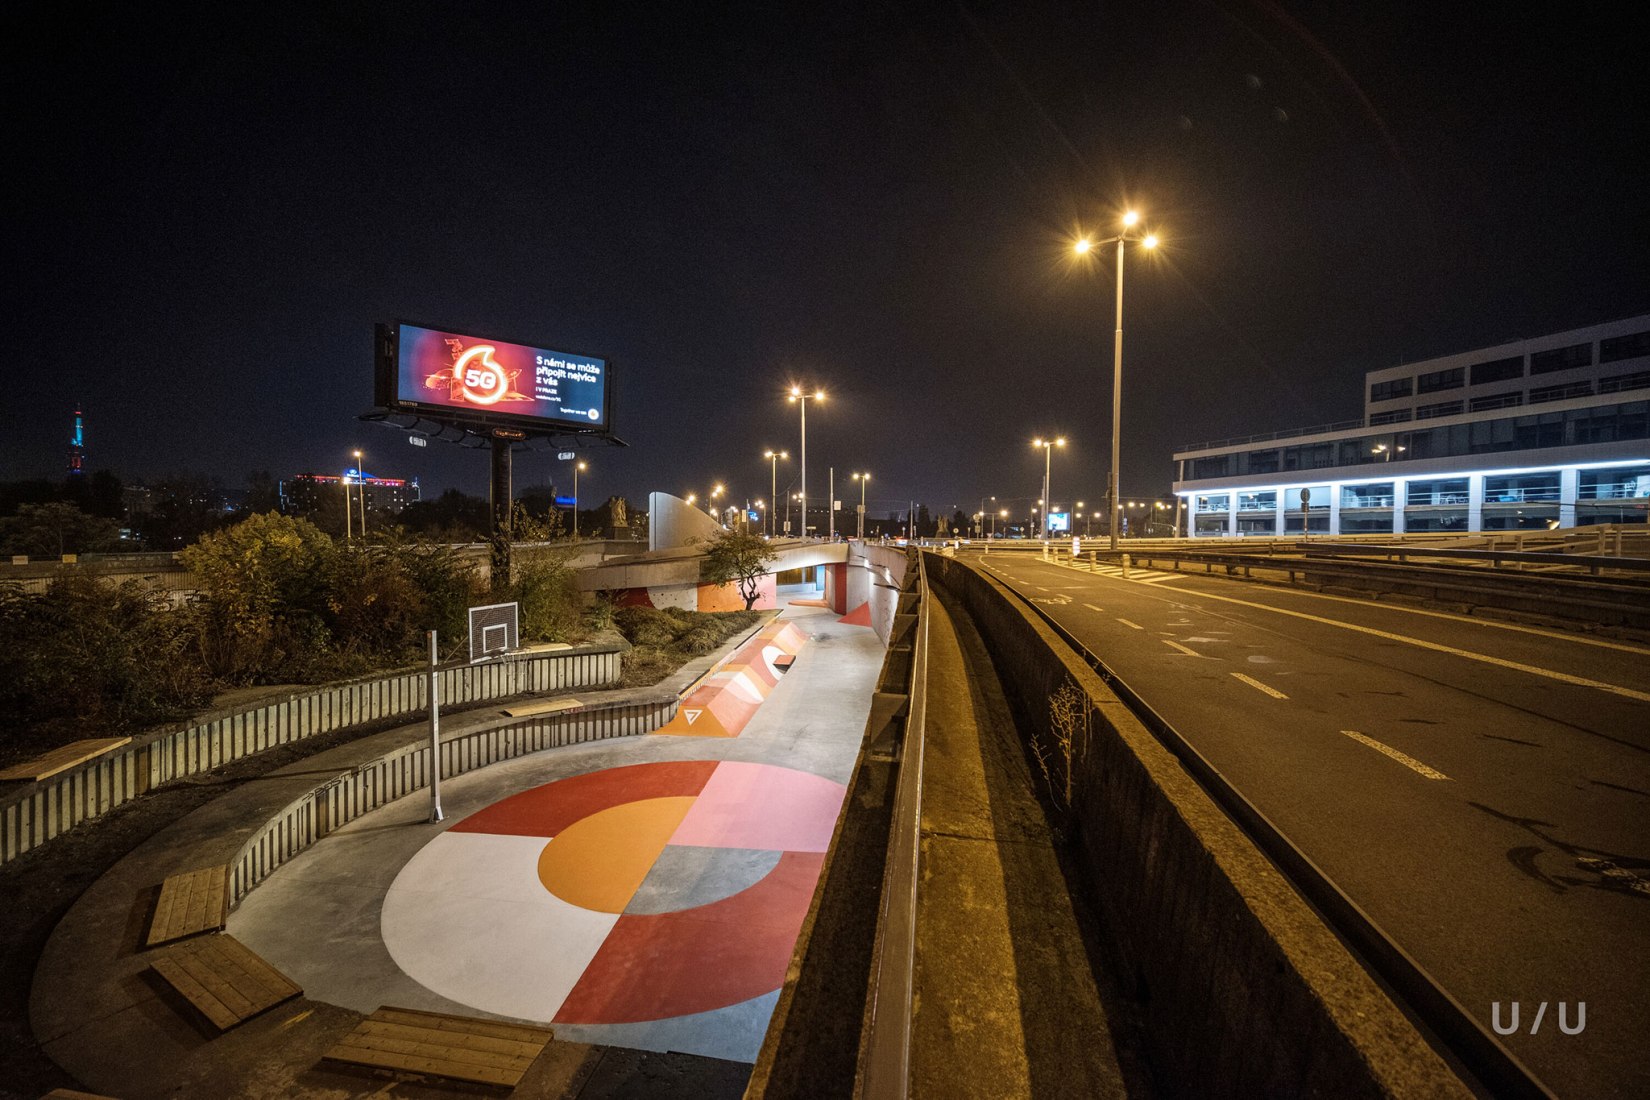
top-left (1117, 618), bottom-right (1144, 630)
top-left (1163, 639), bottom-right (1202, 657)
top-left (1231, 672), bottom-right (1288, 699)
top-left (1166, 587), bottom-right (1650, 703)
top-left (1083, 603), bottom-right (1105, 612)
top-left (1341, 730), bottom-right (1451, 780)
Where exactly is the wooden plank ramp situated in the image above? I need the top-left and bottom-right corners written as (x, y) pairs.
top-left (0, 737), bottom-right (130, 782)
top-left (323, 1006), bottom-right (553, 1090)
top-left (149, 933), bottom-right (301, 1031)
top-left (499, 696), bottom-right (583, 718)
top-left (145, 865), bottom-right (228, 947)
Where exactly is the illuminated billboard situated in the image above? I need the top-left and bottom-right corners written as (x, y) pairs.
top-left (377, 322), bottom-right (610, 434)
top-left (1046, 511), bottom-right (1071, 533)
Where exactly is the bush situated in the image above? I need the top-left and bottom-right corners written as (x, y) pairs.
top-left (0, 576), bottom-right (214, 759)
top-left (510, 546), bottom-right (582, 643)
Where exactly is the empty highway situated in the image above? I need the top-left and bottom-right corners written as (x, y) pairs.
top-left (966, 550), bottom-right (1650, 1100)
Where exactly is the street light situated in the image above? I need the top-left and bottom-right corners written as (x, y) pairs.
top-left (764, 449), bottom-right (789, 538)
top-left (853, 472), bottom-right (870, 539)
top-left (1033, 438), bottom-right (1066, 541)
top-left (342, 454), bottom-right (354, 539)
top-left (710, 484), bottom-right (724, 519)
top-left (571, 460), bottom-right (587, 540)
top-left (788, 385), bottom-right (824, 538)
top-left (352, 449), bottom-right (367, 537)
top-left (1075, 209), bottom-right (1160, 549)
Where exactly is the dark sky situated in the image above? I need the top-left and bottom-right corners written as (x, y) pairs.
top-left (7, 1), bottom-right (1647, 521)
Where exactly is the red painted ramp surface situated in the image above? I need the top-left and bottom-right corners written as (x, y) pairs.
top-left (838, 601), bottom-right (872, 627)
top-left (656, 620), bottom-right (807, 738)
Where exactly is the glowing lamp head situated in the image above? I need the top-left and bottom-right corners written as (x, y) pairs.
top-left (1122, 210), bottom-right (1140, 228)
top-left (1056, 437), bottom-right (1066, 447)
top-left (1074, 238), bottom-right (1091, 255)
top-left (1143, 234), bottom-right (1159, 249)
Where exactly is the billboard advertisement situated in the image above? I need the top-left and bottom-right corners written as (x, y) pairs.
top-left (1046, 511), bottom-right (1071, 533)
top-left (380, 322), bottom-right (610, 433)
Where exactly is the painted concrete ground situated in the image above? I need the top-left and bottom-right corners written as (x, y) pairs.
top-left (228, 593), bottom-right (883, 1063)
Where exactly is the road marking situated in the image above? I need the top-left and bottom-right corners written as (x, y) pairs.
top-left (1171, 588), bottom-right (1650, 703)
top-left (1231, 672), bottom-right (1288, 699)
top-left (1136, 574), bottom-right (1185, 584)
top-left (1163, 639), bottom-right (1202, 657)
top-left (683, 709), bottom-right (703, 725)
top-left (1232, 582), bottom-right (1650, 658)
top-left (1083, 603), bottom-right (1105, 612)
top-left (1117, 618), bottom-right (1143, 630)
top-left (1341, 730), bottom-right (1451, 780)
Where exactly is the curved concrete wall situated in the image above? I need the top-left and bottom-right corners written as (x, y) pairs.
top-left (648, 491), bottom-right (727, 551)
top-left (0, 645), bottom-right (622, 867)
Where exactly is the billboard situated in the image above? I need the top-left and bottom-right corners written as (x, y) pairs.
top-left (1046, 511), bottom-right (1071, 533)
top-left (377, 322), bottom-right (610, 433)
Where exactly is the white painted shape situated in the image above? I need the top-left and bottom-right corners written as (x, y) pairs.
top-left (724, 669), bottom-right (766, 704)
top-left (684, 708), bottom-right (703, 725)
top-left (761, 644), bottom-right (786, 677)
top-left (382, 831), bottom-right (618, 1022)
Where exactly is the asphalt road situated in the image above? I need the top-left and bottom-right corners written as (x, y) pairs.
top-left (965, 548), bottom-right (1650, 1100)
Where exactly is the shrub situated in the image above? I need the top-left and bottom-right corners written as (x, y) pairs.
top-left (511, 545), bottom-right (582, 643)
top-left (0, 576), bottom-right (214, 758)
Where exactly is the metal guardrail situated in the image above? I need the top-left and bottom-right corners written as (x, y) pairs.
top-left (1299, 541), bottom-right (1650, 576)
top-left (858, 551), bottom-right (930, 1099)
top-left (988, 567), bottom-right (1555, 1100)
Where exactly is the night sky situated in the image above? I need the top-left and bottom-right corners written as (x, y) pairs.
top-left (7, 2), bottom-right (1646, 521)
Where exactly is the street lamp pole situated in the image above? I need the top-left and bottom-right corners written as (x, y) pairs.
top-left (853, 472), bottom-right (870, 539)
top-left (572, 460), bottom-right (587, 540)
top-left (1033, 437), bottom-right (1065, 542)
top-left (343, 457), bottom-right (353, 539)
top-left (353, 449), bottom-right (366, 537)
top-left (788, 386), bottom-right (824, 539)
top-left (1075, 210), bottom-right (1159, 550)
top-left (765, 450), bottom-right (789, 538)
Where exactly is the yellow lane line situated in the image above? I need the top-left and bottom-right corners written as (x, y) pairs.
top-left (1341, 730), bottom-right (1451, 780)
top-left (1117, 618), bottom-right (1144, 630)
top-left (1179, 587), bottom-right (1650, 703)
top-left (1163, 639), bottom-right (1202, 657)
top-left (1231, 672), bottom-right (1288, 699)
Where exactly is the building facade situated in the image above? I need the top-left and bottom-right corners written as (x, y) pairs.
top-left (281, 473), bottom-right (420, 520)
top-left (1174, 315), bottom-right (1650, 537)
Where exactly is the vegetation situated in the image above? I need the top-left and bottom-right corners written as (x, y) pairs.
top-left (0, 502), bottom-right (122, 558)
top-left (0, 512), bottom-right (611, 765)
top-left (698, 528), bottom-right (779, 610)
top-left (612, 604), bottom-right (763, 686)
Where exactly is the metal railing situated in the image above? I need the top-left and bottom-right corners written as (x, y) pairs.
top-left (858, 552), bottom-right (930, 1098)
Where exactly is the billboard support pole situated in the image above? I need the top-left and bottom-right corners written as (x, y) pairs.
top-left (490, 437), bottom-right (513, 588)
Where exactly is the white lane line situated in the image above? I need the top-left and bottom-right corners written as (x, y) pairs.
top-left (1117, 618), bottom-right (1144, 630)
top-left (1174, 587), bottom-right (1650, 704)
top-left (1231, 672), bottom-right (1288, 699)
top-left (1341, 730), bottom-right (1451, 780)
top-left (1136, 574), bottom-right (1186, 585)
top-left (1163, 639), bottom-right (1202, 657)
top-left (1083, 603), bottom-right (1105, 612)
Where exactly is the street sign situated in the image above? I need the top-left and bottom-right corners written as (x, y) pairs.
top-left (558, 451), bottom-right (576, 460)
top-left (1300, 488), bottom-right (1312, 507)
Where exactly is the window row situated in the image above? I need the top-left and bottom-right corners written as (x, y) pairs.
top-left (1183, 402), bottom-right (1650, 479)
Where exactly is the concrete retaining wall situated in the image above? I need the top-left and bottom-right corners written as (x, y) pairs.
top-left (853, 543), bottom-right (909, 646)
top-left (0, 645), bottom-right (622, 867)
top-left (228, 694), bottom-right (671, 906)
top-left (924, 553), bottom-right (1468, 1098)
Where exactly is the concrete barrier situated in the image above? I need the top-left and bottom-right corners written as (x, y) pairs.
top-left (0, 645), bottom-right (622, 867)
top-left (923, 553), bottom-right (1469, 1098)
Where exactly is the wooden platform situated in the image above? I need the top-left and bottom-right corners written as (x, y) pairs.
top-left (146, 865), bottom-right (228, 947)
top-left (499, 696), bottom-right (583, 718)
top-left (0, 737), bottom-right (130, 782)
top-left (773, 654), bottom-right (796, 671)
top-left (149, 933), bottom-right (301, 1031)
top-left (323, 1006), bottom-right (553, 1089)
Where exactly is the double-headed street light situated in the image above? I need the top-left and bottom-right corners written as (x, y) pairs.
top-left (788, 386), bottom-right (824, 538)
top-left (1033, 437), bottom-right (1065, 540)
top-left (1075, 209), bottom-right (1160, 549)
top-left (852, 471), bottom-right (870, 539)
top-left (764, 450), bottom-right (789, 538)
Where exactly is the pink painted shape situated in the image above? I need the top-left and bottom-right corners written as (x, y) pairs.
top-left (668, 762), bottom-right (846, 853)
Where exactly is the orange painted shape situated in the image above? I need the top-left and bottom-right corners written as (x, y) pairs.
top-left (654, 695), bottom-right (737, 737)
top-left (537, 796), bottom-right (697, 913)
top-left (451, 760), bottom-right (717, 837)
top-left (695, 581), bottom-right (747, 613)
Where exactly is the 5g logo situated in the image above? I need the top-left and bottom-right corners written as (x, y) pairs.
top-left (1491, 1002), bottom-right (1586, 1036)
top-left (453, 345), bottom-right (508, 405)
